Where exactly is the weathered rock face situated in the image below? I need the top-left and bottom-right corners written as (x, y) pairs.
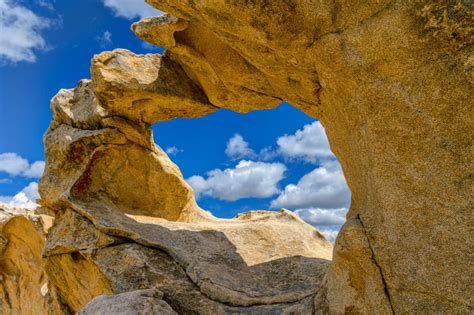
top-left (315, 218), bottom-right (393, 314)
top-left (39, 77), bottom-right (209, 222)
top-left (34, 0), bottom-right (472, 314)
top-left (91, 49), bottom-right (217, 124)
top-left (130, 0), bottom-right (472, 313)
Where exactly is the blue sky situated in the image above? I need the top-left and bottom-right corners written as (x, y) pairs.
top-left (0, 0), bottom-right (350, 242)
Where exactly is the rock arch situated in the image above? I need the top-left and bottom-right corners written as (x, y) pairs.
top-left (38, 1), bottom-right (473, 313)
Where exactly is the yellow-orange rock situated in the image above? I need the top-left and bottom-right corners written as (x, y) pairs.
top-left (38, 28), bottom-right (335, 314)
top-left (39, 77), bottom-right (209, 222)
top-left (91, 49), bottom-right (217, 124)
top-left (0, 206), bottom-right (65, 314)
top-left (34, 0), bottom-right (474, 313)
top-left (131, 1), bottom-right (473, 313)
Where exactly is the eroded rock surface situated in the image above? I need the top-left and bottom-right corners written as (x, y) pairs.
top-left (40, 77), bottom-right (209, 222)
top-left (44, 205), bottom-right (331, 313)
top-left (314, 218), bottom-right (393, 314)
top-left (37, 34), bottom-right (333, 314)
top-left (91, 49), bottom-right (217, 124)
top-left (130, 0), bottom-right (472, 313)
top-left (32, 0), bottom-right (473, 314)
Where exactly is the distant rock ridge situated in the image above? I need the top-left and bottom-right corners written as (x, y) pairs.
top-left (1, 0), bottom-right (472, 314)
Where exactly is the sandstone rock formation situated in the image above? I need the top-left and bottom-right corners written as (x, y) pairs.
top-left (26, 0), bottom-right (473, 314)
top-left (39, 77), bottom-right (209, 222)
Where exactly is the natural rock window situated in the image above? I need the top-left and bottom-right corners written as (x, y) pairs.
top-left (154, 105), bottom-right (351, 242)
top-left (34, 52), bottom-right (338, 312)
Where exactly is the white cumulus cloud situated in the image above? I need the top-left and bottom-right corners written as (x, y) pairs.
top-left (225, 122), bottom-right (335, 163)
top-left (23, 161), bottom-right (46, 178)
top-left (0, 153), bottom-right (45, 178)
top-left (0, 182), bottom-right (39, 209)
top-left (270, 160), bottom-right (350, 210)
top-left (0, 0), bottom-right (52, 63)
top-left (271, 159), bottom-right (350, 243)
top-left (187, 160), bottom-right (286, 201)
top-left (277, 121), bottom-right (334, 163)
top-left (225, 134), bottom-right (257, 160)
top-left (101, 0), bottom-right (163, 19)
top-left (188, 123), bottom-right (349, 243)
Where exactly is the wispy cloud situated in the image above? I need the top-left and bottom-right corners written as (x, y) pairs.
top-left (141, 42), bottom-right (159, 50)
top-left (165, 146), bottom-right (182, 156)
top-left (294, 208), bottom-right (348, 226)
top-left (37, 0), bottom-right (54, 11)
top-left (101, 0), bottom-right (163, 19)
top-left (0, 0), bottom-right (52, 63)
top-left (95, 30), bottom-right (113, 48)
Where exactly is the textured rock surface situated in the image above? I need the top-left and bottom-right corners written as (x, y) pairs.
top-left (32, 0), bottom-right (473, 314)
top-left (131, 0), bottom-right (472, 313)
top-left (44, 203), bottom-right (332, 313)
top-left (0, 206), bottom-right (65, 314)
top-left (314, 218), bottom-right (393, 314)
top-left (78, 289), bottom-right (177, 315)
top-left (39, 77), bottom-right (209, 222)
top-left (38, 36), bottom-right (334, 314)
top-left (91, 49), bottom-right (217, 124)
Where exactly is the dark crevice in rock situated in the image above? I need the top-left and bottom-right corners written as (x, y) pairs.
top-left (1, 286), bottom-right (12, 312)
top-left (43, 239), bottom-right (134, 259)
top-left (357, 214), bottom-right (395, 315)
